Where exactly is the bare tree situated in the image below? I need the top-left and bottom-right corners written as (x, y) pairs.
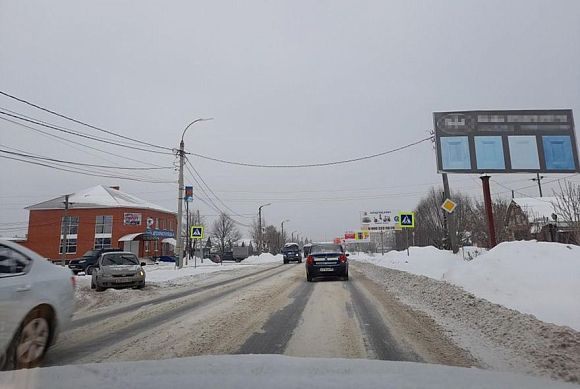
top-left (553, 181), bottom-right (580, 244)
top-left (469, 198), bottom-right (510, 247)
top-left (412, 187), bottom-right (474, 249)
top-left (211, 212), bottom-right (241, 255)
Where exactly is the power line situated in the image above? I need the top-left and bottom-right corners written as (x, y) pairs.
top-left (0, 147), bottom-right (173, 171)
top-left (185, 136), bottom-right (433, 168)
top-left (0, 89), bottom-right (173, 151)
top-left (183, 164), bottom-right (251, 227)
top-left (185, 158), bottom-right (253, 219)
top-left (0, 110), bottom-right (173, 155)
top-left (0, 155), bottom-right (174, 184)
top-left (0, 116), bottom-right (170, 168)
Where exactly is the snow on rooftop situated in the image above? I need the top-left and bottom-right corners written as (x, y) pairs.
top-left (511, 197), bottom-right (557, 220)
top-left (26, 185), bottom-right (174, 214)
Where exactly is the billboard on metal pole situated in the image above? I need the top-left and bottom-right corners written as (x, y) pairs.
top-left (434, 110), bottom-right (579, 174)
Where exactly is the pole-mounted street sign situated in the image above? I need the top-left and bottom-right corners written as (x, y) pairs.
top-left (441, 198), bottom-right (457, 214)
top-left (399, 212), bottom-right (415, 228)
top-left (190, 226), bottom-right (204, 240)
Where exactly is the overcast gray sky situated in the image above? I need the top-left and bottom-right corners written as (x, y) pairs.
top-left (1, 0), bottom-right (579, 241)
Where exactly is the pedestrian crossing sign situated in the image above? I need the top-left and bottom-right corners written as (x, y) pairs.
top-left (190, 226), bottom-right (204, 239)
top-left (398, 212), bottom-right (415, 228)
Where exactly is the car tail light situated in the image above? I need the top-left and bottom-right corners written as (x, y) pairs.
top-left (339, 254), bottom-right (348, 263)
top-left (306, 255), bottom-right (314, 265)
top-left (70, 276), bottom-right (76, 289)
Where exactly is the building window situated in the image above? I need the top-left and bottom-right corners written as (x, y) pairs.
top-left (94, 216), bottom-right (113, 249)
top-left (94, 238), bottom-right (112, 249)
top-left (95, 216), bottom-right (113, 234)
top-left (59, 216), bottom-right (79, 254)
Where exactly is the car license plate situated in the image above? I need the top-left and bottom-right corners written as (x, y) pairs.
top-left (319, 268), bottom-right (333, 272)
top-left (113, 278), bottom-right (130, 283)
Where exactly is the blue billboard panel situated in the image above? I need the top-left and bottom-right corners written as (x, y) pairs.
top-left (475, 136), bottom-right (505, 170)
top-left (434, 110), bottom-right (578, 173)
top-left (508, 136), bottom-right (540, 169)
top-left (543, 136), bottom-right (575, 170)
top-left (440, 137), bottom-right (471, 170)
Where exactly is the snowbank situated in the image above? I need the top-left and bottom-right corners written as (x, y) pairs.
top-left (243, 253), bottom-right (283, 264)
top-left (355, 241), bottom-right (580, 331)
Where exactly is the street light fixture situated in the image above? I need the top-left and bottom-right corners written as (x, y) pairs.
top-left (176, 118), bottom-right (213, 269)
top-left (257, 203), bottom-right (271, 254)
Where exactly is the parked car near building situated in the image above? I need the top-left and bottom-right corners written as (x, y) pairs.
top-left (0, 239), bottom-right (75, 369)
top-left (91, 252), bottom-right (146, 291)
top-left (68, 248), bottom-right (123, 275)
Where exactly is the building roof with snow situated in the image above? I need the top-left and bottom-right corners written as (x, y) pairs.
top-left (26, 185), bottom-right (174, 214)
top-left (510, 197), bottom-right (558, 221)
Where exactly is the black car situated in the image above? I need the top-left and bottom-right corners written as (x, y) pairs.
top-left (68, 248), bottom-right (123, 275)
top-left (281, 243), bottom-right (302, 264)
top-left (305, 243), bottom-right (349, 282)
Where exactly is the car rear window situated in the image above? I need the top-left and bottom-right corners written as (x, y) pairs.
top-left (311, 244), bottom-right (343, 254)
top-left (102, 253), bottom-right (139, 266)
top-left (284, 244), bottom-right (299, 251)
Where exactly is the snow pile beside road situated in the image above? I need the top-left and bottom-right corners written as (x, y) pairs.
top-left (243, 253), bottom-right (282, 264)
top-left (354, 241), bottom-right (580, 331)
top-left (145, 260), bottom-right (236, 284)
top-left (356, 246), bottom-right (459, 279)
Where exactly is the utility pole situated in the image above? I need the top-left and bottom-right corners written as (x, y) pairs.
top-left (531, 173), bottom-right (544, 197)
top-left (257, 203), bottom-right (271, 254)
top-left (60, 194), bottom-right (70, 266)
top-left (176, 118), bottom-right (212, 269)
top-left (176, 139), bottom-right (185, 269)
top-left (442, 173), bottom-right (459, 253)
top-left (185, 199), bottom-right (190, 266)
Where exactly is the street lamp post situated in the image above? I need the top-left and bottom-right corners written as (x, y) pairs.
top-left (280, 219), bottom-right (290, 249)
top-left (176, 118), bottom-right (213, 269)
top-left (257, 203), bottom-right (271, 254)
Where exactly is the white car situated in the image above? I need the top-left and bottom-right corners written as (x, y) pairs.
top-left (0, 239), bottom-right (75, 369)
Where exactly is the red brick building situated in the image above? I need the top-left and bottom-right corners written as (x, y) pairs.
top-left (21, 185), bottom-right (176, 261)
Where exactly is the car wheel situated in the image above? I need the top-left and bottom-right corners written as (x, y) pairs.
top-left (95, 281), bottom-right (106, 292)
top-left (137, 281), bottom-right (145, 289)
top-left (85, 266), bottom-right (94, 276)
top-left (306, 272), bottom-right (313, 282)
top-left (91, 279), bottom-right (96, 290)
top-left (298, 259), bottom-right (302, 264)
top-left (283, 260), bottom-right (288, 264)
top-left (7, 306), bottom-right (52, 369)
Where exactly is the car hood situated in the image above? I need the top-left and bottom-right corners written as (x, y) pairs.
top-left (0, 355), bottom-right (572, 389)
top-left (101, 265), bottom-right (141, 275)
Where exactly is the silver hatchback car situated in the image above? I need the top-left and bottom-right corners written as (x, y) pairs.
top-left (91, 252), bottom-right (146, 291)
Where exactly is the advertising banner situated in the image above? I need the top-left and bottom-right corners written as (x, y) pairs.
top-left (124, 212), bottom-right (142, 226)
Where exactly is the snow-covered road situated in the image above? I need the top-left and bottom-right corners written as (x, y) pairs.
top-left (41, 259), bottom-right (580, 384)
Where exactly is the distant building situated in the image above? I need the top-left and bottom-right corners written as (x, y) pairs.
top-left (505, 197), bottom-right (577, 244)
top-left (21, 185), bottom-right (176, 260)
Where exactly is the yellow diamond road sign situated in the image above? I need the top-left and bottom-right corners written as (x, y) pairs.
top-left (441, 198), bottom-right (457, 214)
top-left (190, 226), bottom-right (204, 239)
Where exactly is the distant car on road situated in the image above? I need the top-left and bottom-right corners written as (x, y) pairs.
top-left (281, 243), bottom-right (302, 264)
top-left (0, 239), bottom-right (75, 369)
top-left (91, 252), bottom-right (146, 292)
top-left (305, 243), bottom-right (349, 282)
top-left (68, 248), bottom-right (123, 275)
